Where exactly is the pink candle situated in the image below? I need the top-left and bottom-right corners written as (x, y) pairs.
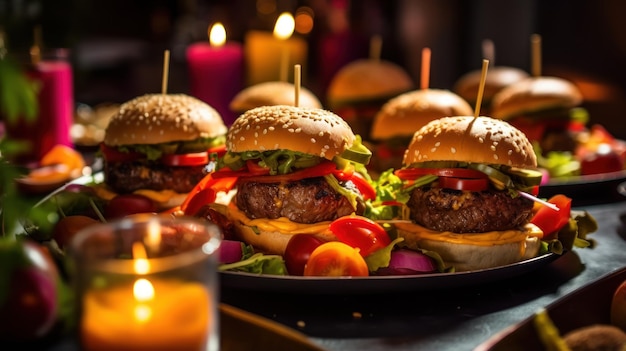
top-left (186, 23), bottom-right (244, 126)
top-left (6, 58), bottom-right (74, 163)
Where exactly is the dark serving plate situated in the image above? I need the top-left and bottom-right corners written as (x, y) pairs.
top-left (474, 267), bottom-right (626, 351)
top-left (538, 170), bottom-right (626, 206)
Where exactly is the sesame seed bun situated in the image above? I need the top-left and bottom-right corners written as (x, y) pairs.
top-left (371, 89), bottom-right (474, 141)
top-left (490, 76), bottom-right (583, 121)
top-left (403, 115), bottom-right (537, 168)
top-left (326, 59), bottom-right (414, 109)
top-left (104, 94), bottom-right (227, 146)
top-left (453, 66), bottom-right (529, 108)
top-left (227, 105), bottom-right (356, 160)
top-left (229, 81), bottom-right (322, 113)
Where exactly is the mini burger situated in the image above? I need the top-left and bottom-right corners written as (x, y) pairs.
top-left (490, 76), bottom-right (585, 154)
top-left (98, 94), bottom-right (227, 209)
top-left (181, 105), bottom-right (374, 255)
top-left (392, 115), bottom-right (544, 272)
top-left (453, 66), bottom-right (529, 114)
top-left (369, 89), bottom-right (473, 174)
top-left (229, 81), bottom-right (322, 114)
top-left (326, 59), bottom-right (414, 141)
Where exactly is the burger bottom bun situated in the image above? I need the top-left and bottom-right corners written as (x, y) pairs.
top-left (231, 220), bottom-right (337, 255)
top-left (395, 223), bottom-right (541, 272)
top-left (91, 184), bottom-right (188, 211)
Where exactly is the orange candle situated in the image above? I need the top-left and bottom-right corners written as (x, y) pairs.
top-left (81, 278), bottom-right (212, 351)
top-left (244, 13), bottom-right (308, 85)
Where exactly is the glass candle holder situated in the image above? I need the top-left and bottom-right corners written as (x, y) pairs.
top-left (67, 214), bottom-right (221, 351)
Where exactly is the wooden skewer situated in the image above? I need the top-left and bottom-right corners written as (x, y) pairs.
top-left (161, 50), bottom-right (170, 95)
top-left (30, 25), bottom-right (42, 64)
top-left (482, 39), bottom-right (495, 65)
top-left (279, 46), bottom-right (289, 82)
top-left (369, 35), bottom-right (382, 62)
top-left (531, 34), bottom-right (542, 77)
top-left (294, 64), bottom-right (301, 107)
top-left (474, 59), bottom-right (490, 117)
top-left (420, 47), bottom-right (431, 90)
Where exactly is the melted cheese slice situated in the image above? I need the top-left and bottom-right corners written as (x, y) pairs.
top-left (91, 184), bottom-right (180, 206)
top-left (227, 203), bottom-right (333, 235)
top-left (394, 221), bottom-right (543, 247)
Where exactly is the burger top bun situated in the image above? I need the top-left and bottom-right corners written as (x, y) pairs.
top-left (371, 89), bottom-right (474, 140)
top-left (403, 115), bottom-right (537, 169)
top-left (229, 81), bottom-right (322, 113)
top-left (453, 66), bottom-right (529, 105)
top-left (104, 94), bottom-right (227, 146)
top-left (227, 105), bottom-right (356, 161)
top-left (490, 76), bottom-right (583, 120)
top-left (326, 59), bottom-right (414, 108)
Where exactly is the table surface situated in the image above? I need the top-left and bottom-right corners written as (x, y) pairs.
top-left (220, 200), bottom-right (626, 351)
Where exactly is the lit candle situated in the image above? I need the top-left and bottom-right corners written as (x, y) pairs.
top-left (5, 51), bottom-right (74, 163)
top-left (244, 12), bottom-right (308, 85)
top-left (186, 23), bottom-right (244, 125)
top-left (81, 277), bottom-right (212, 351)
top-left (71, 216), bottom-right (221, 351)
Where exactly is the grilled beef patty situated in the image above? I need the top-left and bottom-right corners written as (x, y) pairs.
top-left (407, 187), bottom-right (534, 233)
top-left (235, 177), bottom-right (365, 224)
top-left (104, 161), bottom-right (207, 193)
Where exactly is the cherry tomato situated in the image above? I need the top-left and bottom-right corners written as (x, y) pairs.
top-left (438, 176), bottom-right (489, 192)
top-left (580, 144), bottom-right (624, 175)
top-left (52, 215), bottom-right (100, 249)
top-left (395, 167), bottom-right (488, 181)
top-left (530, 194), bottom-right (572, 239)
top-left (329, 216), bottom-right (391, 257)
top-left (105, 194), bottom-right (158, 219)
top-left (40, 144), bottom-right (86, 172)
top-left (303, 241), bottom-right (369, 277)
top-left (161, 152), bottom-right (209, 166)
top-left (284, 234), bottom-right (326, 276)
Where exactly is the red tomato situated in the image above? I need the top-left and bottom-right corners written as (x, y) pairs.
top-left (240, 161), bottom-right (339, 183)
top-left (207, 144), bottom-right (227, 158)
top-left (438, 176), bottom-right (489, 192)
top-left (530, 194), bottom-right (572, 239)
top-left (284, 234), bottom-right (326, 275)
top-left (0, 239), bottom-right (60, 341)
top-left (335, 170), bottom-right (376, 201)
top-left (329, 216), bottom-right (391, 257)
top-left (161, 152), bottom-right (209, 166)
top-left (303, 241), bottom-right (369, 277)
top-left (100, 144), bottom-right (142, 163)
top-left (395, 167), bottom-right (488, 181)
top-left (181, 175), bottom-right (238, 215)
top-left (105, 194), bottom-right (158, 219)
top-left (52, 215), bottom-right (100, 249)
top-left (580, 144), bottom-right (624, 175)
top-left (245, 159), bottom-right (271, 176)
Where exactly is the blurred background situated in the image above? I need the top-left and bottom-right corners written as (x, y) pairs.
top-left (1, 0), bottom-right (625, 138)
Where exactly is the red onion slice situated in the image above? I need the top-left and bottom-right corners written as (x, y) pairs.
top-left (219, 240), bottom-right (244, 264)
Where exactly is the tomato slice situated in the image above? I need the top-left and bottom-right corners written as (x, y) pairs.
top-left (237, 160), bottom-right (339, 183)
top-left (303, 241), bottom-right (369, 277)
top-left (438, 176), bottom-right (489, 192)
top-left (207, 144), bottom-right (227, 158)
top-left (100, 144), bottom-right (143, 163)
top-left (161, 152), bottom-right (209, 166)
top-left (329, 216), bottom-right (391, 257)
top-left (181, 174), bottom-right (238, 215)
top-left (530, 194), bottom-right (572, 239)
top-left (245, 160), bottom-right (271, 176)
top-left (395, 167), bottom-right (488, 180)
top-left (334, 170), bottom-right (376, 201)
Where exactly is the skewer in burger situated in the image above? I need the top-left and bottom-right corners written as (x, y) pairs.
top-left (97, 94), bottom-right (227, 209)
top-left (181, 105), bottom-right (375, 255)
top-left (369, 89), bottom-right (473, 174)
top-left (392, 115), bottom-right (545, 271)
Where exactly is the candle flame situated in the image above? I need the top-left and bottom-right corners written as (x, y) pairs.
top-left (133, 278), bottom-right (154, 323)
top-left (132, 242), bottom-right (150, 275)
top-left (144, 219), bottom-right (162, 253)
top-left (274, 12), bottom-right (295, 40)
top-left (209, 23), bottom-right (226, 47)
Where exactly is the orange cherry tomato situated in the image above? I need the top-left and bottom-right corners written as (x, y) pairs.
top-left (40, 144), bottom-right (85, 171)
top-left (303, 242), bottom-right (369, 277)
